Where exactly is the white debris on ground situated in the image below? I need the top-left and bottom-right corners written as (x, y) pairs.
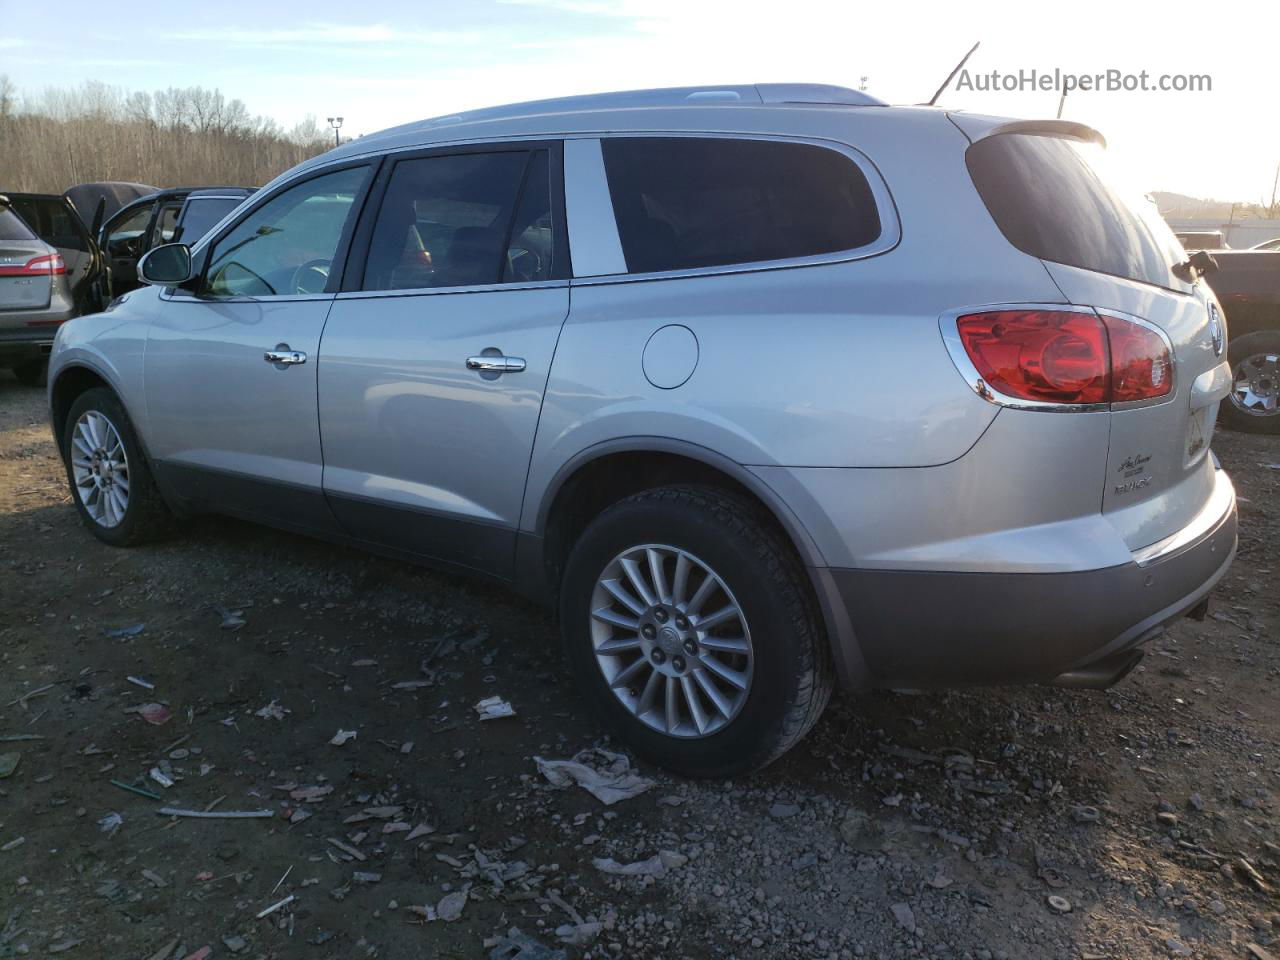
top-left (474, 695), bottom-right (516, 720)
top-left (533, 748), bottom-right (655, 805)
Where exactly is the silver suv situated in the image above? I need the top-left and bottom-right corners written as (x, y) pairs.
top-left (47, 84), bottom-right (1238, 775)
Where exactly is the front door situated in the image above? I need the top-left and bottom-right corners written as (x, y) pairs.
top-left (145, 163), bottom-right (373, 532)
top-left (318, 145), bottom-right (570, 576)
top-left (102, 200), bottom-right (156, 297)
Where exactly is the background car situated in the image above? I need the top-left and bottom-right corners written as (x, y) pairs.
top-left (0, 198), bottom-right (76, 385)
top-left (64, 181), bottom-right (158, 231)
top-left (98, 186), bottom-right (254, 297)
top-left (1203, 248), bottom-right (1280, 431)
top-left (1176, 230), bottom-right (1229, 250)
top-left (3, 191), bottom-right (108, 316)
top-left (1250, 237), bottom-right (1280, 252)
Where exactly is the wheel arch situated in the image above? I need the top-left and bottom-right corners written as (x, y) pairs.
top-left (521, 437), bottom-right (874, 690)
top-left (49, 362), bottom-right (115, 451)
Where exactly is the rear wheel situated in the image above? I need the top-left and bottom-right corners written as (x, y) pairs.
top-left (559, 486), bottom-right (832, 777)
top-left (12, 358), bottom-right (47, 387)
top-left (62, 388), bottom-right (170, 546)
top-left (1221, 330), bottom-right (1280, 434)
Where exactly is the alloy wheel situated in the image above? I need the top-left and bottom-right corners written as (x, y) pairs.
top-left (589, 544), bottom-right (753, 738)
top-left (1230, 352), bottom-right (1280, 417)
top-left (70, 410), bottom-right (130, 528)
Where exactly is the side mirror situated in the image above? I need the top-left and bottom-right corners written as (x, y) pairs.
top-left (137, 243), bottom-right (192, 286)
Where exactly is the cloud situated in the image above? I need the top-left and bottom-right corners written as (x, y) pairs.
top-left (0, 37), bottom-right (26, 49)
top-left (171, 22), bottom-right (480, 48)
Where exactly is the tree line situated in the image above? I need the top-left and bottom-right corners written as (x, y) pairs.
top-left (0, 76), bottom-right (333, 194)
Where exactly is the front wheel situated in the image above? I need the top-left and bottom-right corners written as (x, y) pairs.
top-left (559, 486), bottom-right (832, 777)
top-left (1220, 330), bottom-right (1280, 434)
top-left (62, 388), bottom-right (171, 546)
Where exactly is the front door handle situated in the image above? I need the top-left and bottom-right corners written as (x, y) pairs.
top-left (466, 355), bottom-right (526, 373)
top-left (264, 348), bottom-right (307, 365)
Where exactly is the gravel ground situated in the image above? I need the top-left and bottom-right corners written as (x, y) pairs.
top-left (2, 369), bottom-right (1279, 960)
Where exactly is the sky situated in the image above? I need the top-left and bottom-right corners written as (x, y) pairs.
top-left (1, 0), bottom-right (1274, 203)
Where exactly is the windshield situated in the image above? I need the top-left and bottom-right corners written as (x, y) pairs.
top-left (967, 133), bottom-right (1188, 291)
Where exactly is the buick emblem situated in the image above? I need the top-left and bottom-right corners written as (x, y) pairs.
top-left (1208, 303), bottom-right (1224, 357)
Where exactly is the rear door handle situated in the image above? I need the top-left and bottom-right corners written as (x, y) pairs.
top-left (264, 349), bottom-right (307, 365)
top-left (466, 355), bottom-right (526, 373)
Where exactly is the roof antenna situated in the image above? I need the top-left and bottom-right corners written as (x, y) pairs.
top-left (926, 41), bottom-right (980, 106)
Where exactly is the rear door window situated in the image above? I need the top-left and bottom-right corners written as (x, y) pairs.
top-left (361, 149), bottom-right (553, 291)
top-left (966, 133), bottom-right (1186, 291)
top-left (601, 137), bottom-right (882, 274)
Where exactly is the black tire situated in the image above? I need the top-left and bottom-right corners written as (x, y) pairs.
top-left (559, 485), bottom-right (833, 777)
top-left (1219, 330), bottom-right (1280, 434)
top-left (12, 358), bottom-right (48, 387)
top-left (61, 387), bottom-right (171, 546)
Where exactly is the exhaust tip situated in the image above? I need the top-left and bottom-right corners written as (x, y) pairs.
top-left (1050, 649), bottom-right (1144, 690)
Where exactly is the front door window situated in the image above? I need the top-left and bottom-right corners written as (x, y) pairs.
top-left (203, 167), bottom-right (367, 297)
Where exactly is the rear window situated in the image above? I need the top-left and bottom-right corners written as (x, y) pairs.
top-left (9, 197), bottom-right (89, 251)
top-left (0, 207), bottom-right (36, 242)
top-left (601, 137), bottom-right (882, 274)
top-left (966, 133), bottom-right (1186, 290)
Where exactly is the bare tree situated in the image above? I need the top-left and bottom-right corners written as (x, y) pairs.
top-left (0, 75), bottom-right (15, 119)
top-left (0, 79), bottom-right (331, 193)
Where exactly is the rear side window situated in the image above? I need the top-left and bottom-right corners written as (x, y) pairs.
top-left (967, 134), bottom-right (1186, 290)
top-left (0, 207), bottom-right (37, 242)
top-left (601, 137), bottom-right (882, 274)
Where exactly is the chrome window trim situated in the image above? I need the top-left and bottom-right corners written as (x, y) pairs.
top-left (217, 130), bottom-right (900, 288)
top-left (939, 303), bottom-right (1177, 413)
top-left (568, 131), bottom-right (901, 286)
top-left (334, 278), bottom-right (569, 301)
top-left (161, 290), bottom-right (334, 304)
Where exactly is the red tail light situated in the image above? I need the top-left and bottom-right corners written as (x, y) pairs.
top-left (0, 253), bottom-right (67, 277)
top-left (954, 309), bottom-right (1172, 407)
top-left (1102, 314), bottom-right (1173, 403)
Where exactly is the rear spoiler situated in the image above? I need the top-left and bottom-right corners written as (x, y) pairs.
top-left (950, 115), bottom-right (1106, 148)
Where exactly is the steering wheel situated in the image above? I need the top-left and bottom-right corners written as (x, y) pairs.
top-left (505, 244), bottom-right (544, 282)
top-left (291, 258), bottom-right (331, 295)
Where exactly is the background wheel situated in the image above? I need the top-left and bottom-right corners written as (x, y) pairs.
top-left (12, 358), bottom-right (48, 387)
top-left (559, 485), bottom-right (832, 777)
top-left (62, 387), bottom-right (170, 546)
top-left (1220, 330), bottom-right (1280, 434)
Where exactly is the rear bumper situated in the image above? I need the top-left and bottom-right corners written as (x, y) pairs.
top-left (823, 469), bottom-right (1237, 689)
top-left (0, 321), bottom-right (69, 365)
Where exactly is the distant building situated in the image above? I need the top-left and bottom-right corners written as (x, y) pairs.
top-left (1165, 218), bottom-right (1280, 249)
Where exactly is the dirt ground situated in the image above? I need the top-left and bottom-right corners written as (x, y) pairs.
top-left (1, 370), bottom-right (1278, 960)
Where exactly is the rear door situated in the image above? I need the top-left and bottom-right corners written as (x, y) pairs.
top-left (318, 143), bottom-right (570, 576)
top-left (0, 208), bottom-right (53, 312)
top-left (966, 131), bottom-right (1229, 550)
